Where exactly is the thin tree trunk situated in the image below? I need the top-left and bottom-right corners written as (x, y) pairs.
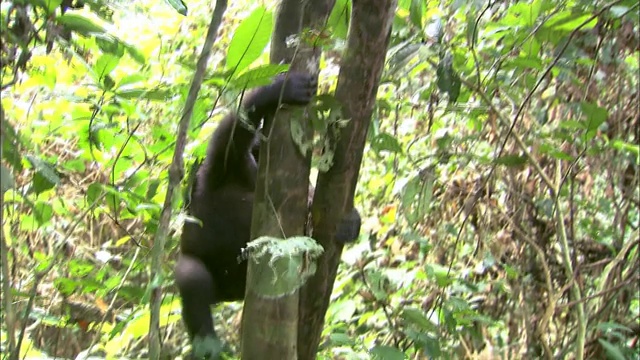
top-left (297, 1), bottom-right (397, 358)
top-left (241, 1), bottom-right (305, 358)
top-left (241, 0), bottom-right (337, 358)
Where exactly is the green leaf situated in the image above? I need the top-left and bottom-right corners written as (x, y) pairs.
top-left (56, 14), bottom-right (105, 36)
top-left (93, 34), bottom-right (145, 64)
top-left (54, 278), bottom-right (80, 296)
top-left (328, 332), bottom-right (353, 346)
top-left (370, 345), bottom-right (406, 360)
top-left (1, 165), bottom-right (15, 193)
top-left (102, 75), bottom-right (115, 91)
top-left (86, 182), bottom-right (106, 205)
top-left (164, 0), bottom-right (188, 16)
top-left (402, 172), bottom-right (434, 225)
top-left (229, 64), bottom-right (290, 90)
top-left (409, 0), bottom-right (423, 28)
top-left (328, 0), bottom-right (351, 40)
top-left (94, 54), bottom-right (120, 81)
top-left (466, 11), bottom-right (478, 46)
top-left (425, 264), bottom-right (454, 287)
top-left (123, 43), bottom-right (146, 64)
top-left (328, 300), bottom-right (357, 322)
top-left (494, 154), bottom-right (527, 167)
top-left (387, 42), bottom-right (422, 76)
top-left (96, 35), bottom-right (125, 57)
top-left (115, 88), bottom-right (171, 101)
top-left (1, 120), bottom-right (23, 170)
top-left (558, 119), bottom-right (585, 130)
top-left (42, 0), bottom-right (63, 15)
top-left (26, 155), bottom-right (61, 194)
top-left (117, 73), bottom-right (148, 88)
top-left (33, 202), bottom-right (53, 225)
top-left (436, 54), bottom-right (461, 103)
top-left (508, 57), bottom-right (543, 70)
top-left (69, 260), bottom-right (94, 277)
top-left (597, 339), bottom-right (626, 360)
top-left (596, 322), bottom-right (633, 336)
top-left (401, 308), bottom-right (437, 331)
top-left (610, 139), bottom-right (639, 158)
top-left (371, 133), bottom-right (403, 154)
top-left (539, 143), bottom-right (573, 161)
top-left (226, 6), bottom-right (273, 73)
top-left (580, 102), bottom-right (608, 140)
top-left (545, 12), bottom-right (597, 31)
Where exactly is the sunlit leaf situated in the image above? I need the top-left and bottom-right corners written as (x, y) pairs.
top-left (94, 54), bottom-right (120, 80)
top-left (226, 6), bottom-right (273, 73)
top-left (33, 201), bottom-right (53, 225)
top-left (117, 73), bottom-right (147, 88)
top-left (96, 35), bottom-right (125, 57)
top-left (401, 308), bottom-right (438, 331)
top-left (115, 88), bottom-right (171, 101)
top-left (164, 0), bottom-right (188, 15)
top-left (54, 278), bottom-right (80, 296)
top-left (581, 102), bottom-right (608, 140)
top-left (123, 43), bottom-right (146, 64)
top-left (409, 0), bottom-right (423, 28)
top-left (425, 264), bottom-right (454, 287)
top-left (371, 133), bottom-right (403, 154)
top-left (402, 171), bottom-right (434, 225)
top-left (57, 14), bottom-right (105, 35)
top-left (545, 11), bottom-right (597, 31)
top-left (328, 332), bottom-right (353, 346)
top-left (40, 0), bottom-right (63, 14)
top-left (328, 0), bottom-right (351, 39)
top-left (327, 299), bottom-right (357, 322)
top-left (611, 140), bottom-right (639, 158)
top-left (370, 345), bottom-right (406, 360)
top-left (229, 64), bottom-right (290, 90)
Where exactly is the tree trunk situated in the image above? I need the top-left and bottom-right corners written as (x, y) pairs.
top-left (241, 0), bottom-right (334, 358)
top-left (297, 0), bottom-right (397, 359)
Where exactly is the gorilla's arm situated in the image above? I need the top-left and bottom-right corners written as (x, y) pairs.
top-left (202, 74), bottom-right (317, 188)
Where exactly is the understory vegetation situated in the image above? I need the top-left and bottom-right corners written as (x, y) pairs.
top-left (1, 0), bottom-right (638, 359)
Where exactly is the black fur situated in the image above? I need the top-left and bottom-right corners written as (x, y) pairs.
top-left (174, 73), bottom-right (360, 358)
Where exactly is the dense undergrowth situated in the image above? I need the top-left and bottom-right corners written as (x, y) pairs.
top-left (1, 0), bottom-right (638, 359)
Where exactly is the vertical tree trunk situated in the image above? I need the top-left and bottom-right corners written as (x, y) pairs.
top-left (241, 1), bottom-right (334, 358)
top-left (297, 1), bottom-right (397, 359)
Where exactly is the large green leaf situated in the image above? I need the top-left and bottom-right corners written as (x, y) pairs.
top-left (226, 6), bottom-right (273, 73)
top-left (328, 0), bottom-right (351, 40)
top-left (370, 345), bottom-right (406, 360)
top-left (229, 64), bottom-right (289, 90)
top-left (56, 14), bottom-right (105, 36)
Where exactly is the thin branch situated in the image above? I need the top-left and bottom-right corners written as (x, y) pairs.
top-left (147, 1), bottom-right (228, 358)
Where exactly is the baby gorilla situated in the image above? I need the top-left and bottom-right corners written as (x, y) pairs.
top-left (175, 73), bottom-right (360, 359)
